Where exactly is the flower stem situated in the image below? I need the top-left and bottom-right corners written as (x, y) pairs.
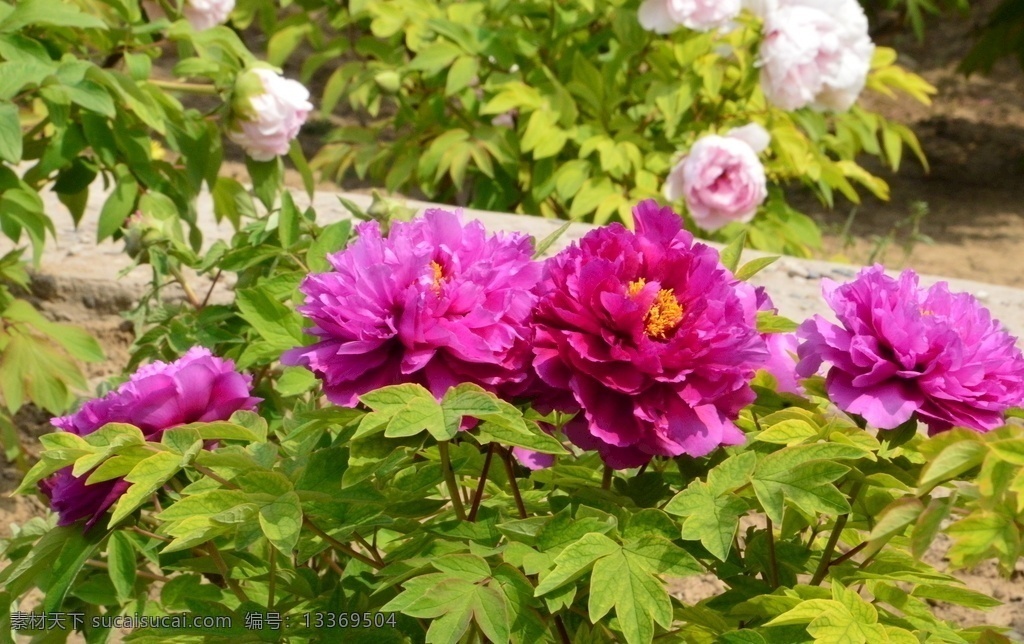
top-left (500, 447), bottom-right (528, 519)
top-left (439, 441), bottom-right (467, 521)
top-left (200, 268), bottom-right (223, 308)
top-left (87, 559), bottom-right (169, 583)
top-left (303, 518), bottom-right (383, 570)
top-left (353, 531), bottom-right (385, 568)
top-left (267, 547), bottom-right (277, 609)
top-left (148, 79), bottom-right (220, 95)
top-left (205, 542), bottom-right (249, 604)
top-left (766, 517), bottom-right (780, 589)
top-left (169, 265), bottom-right (202, 309)
top-left (810, 481), bottom-right (863, 585)
top-left (602, 465), bottom-right (613, 490)
top-left (554, 614), bottom-right (572, 644)
top-left (468, 444), bottom-right (496, 522)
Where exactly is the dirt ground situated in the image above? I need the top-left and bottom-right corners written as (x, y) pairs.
top-left (3, 0), bottom-right (1024, 637)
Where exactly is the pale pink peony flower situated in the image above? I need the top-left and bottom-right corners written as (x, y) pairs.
top-left (663, 123), bottom-right (770, 231)
top-left (758, 0), bottom-right (874, 111)
top-left (183, 0), bottom-right (234, 30)
top-left (228, 69), bottom-right (313, 162)
top-left (638, 0), bottom-right (742, 33)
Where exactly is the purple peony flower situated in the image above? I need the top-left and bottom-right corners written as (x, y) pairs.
top-left (283, 209), bottom-right (542, 405)
top-left (531, 200), bottom-right (768, 469)
top-left (755, 287), bottom-right (803, 395)
top-left (797, 265), bottom-right (1024, 433)
top-left (40, 347), bottom-right (260, 529)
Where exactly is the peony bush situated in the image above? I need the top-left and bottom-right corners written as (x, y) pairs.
top-left (4, 197), bottom-right (1024, 643)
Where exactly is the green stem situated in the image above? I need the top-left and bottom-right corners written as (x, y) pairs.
top-left (205, 542), bottom-right (249, 604)
top-left (468, 444), bottom-right (496, 522)
top-left (303, 519), bottom-right (383, 570)
top-left (148, 79), bottom-right (219, 95)
top-left (500, 447), bottom-right (528, 519)
top-left (268, 547), bottom-right (277, 609)
top-left (169, 265), bottom-right (202, 309)
top-left (810, 481), bottom-right (863, 586)
top-left (766, 517), bottom-right (780, 589)
top-left (439, 441), bottom-right (466, 521)
top-left (602, 465), bottom-right (613, 491)
top-left (353, 531), bottom-right (385, 568)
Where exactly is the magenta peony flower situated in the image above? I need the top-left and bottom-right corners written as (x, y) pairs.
top-left (283, 209), bottom-right (542, 405)
top-left (228, 68), bottom-right (312, 161)
top-left (531, 200), bottom-right (768, 469)
top-left (664, 124), bottom-right (770, 231)
top-left (797, 266), bottom-right (1024, 433)
top-left (40, 348), bottom-right (260, 529)
top-left (755, 287), bottom-right (803, 395)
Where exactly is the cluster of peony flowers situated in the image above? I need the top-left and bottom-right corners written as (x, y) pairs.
top-left (228, 68), bottom-right (313, 161)
top-left (664, 123), bottom-right (770, 232)
top-left (798, 266), bottom-right (1024, 434)
top-left (41, 348), bottom-right (260, 529)
top-left (45, 205), bottom-right (1024, 531)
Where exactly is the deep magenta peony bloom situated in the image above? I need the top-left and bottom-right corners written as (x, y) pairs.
top-left (40, 348), bottom-right (260, 529)
top-left (283, 209), bottom-right (542, 405)
top-left (532, 200), bottom-right (768, 469)
top-left (797, 266), bottom-right (1024, 433)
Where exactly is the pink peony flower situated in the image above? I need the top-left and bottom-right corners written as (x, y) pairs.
top-left (755, 287), bottom-right (803, 395)
top-left (758, 0), bottom-right (874, 111)
top-left (228, 68), bottom-right (312, 161)
top-left (40, 348), bottom-right (261, 529)
top-left (531, 200), bottom-right (768, 469)
top-left (183, 0), bottom-right (234, 30)
top-left (797, 266), bottom-right (1024, 433)
top-left (283, 209), bottom-right (542, 405)
top-left (638, 0), bottom-right (742, 33)
top-left (664, 124), bottom-right (770, 231)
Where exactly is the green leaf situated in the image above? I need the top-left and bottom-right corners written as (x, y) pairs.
top-left (360, 384), bottom-right (449, 441)
top-left (532, 221), bottom-right (572, 259)
top-left (278, 191), bottom-right (301, 248)
top-left (757, 311), bottom-right (800, 334)
top-left (588, 548), bottom-right (673, 644)
top-left (432, 554), bottom-right (491, 581)
top-left (911, 494), bottom-right (954, 558)
top-left (735, 256), bottom-right (779, 281)
top-left (665, 482), bottom-right (746, 560)
top-left (534, 532), bottom-right (618, 596)
top-left (236, 286), bottom-right (304, 349)
top-left (753, 445), bottom-right (860, 523)
top-left (107, 450), bottom-right (181, 527)
top-left (156, 490), bottom-right (251, 522)
top-left (445, 56), bottom-right (479, 96)
top-left (756, 419), bottom-right (818, 445)
top-left (0, 0), bottom-right (107, 31)
top-left (212, 176), bottom-right (256, 230)
top-left (43, 526), bottom-right (107, 613)
top-left (918, 441), bottom-right (988, 494)
top-left (97, 169), bottom-right (138, 241)
top-left (107, 531), bottom-right (137, 603)
top-left (720, 230), bottom-right (747, 273)
top-left (0, 101), bottom-right (22, 163)
top-left (307, 219), bottom-right (351, 272)
top-left (259, 490), bottom-right (303, 555)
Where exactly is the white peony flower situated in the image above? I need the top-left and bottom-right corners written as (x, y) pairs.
top-left (638, 0), bottom-right (742, 33)
top-left (182, 0), bottom-right (235, 31)
top-left (757, 0), bottom-right (874, 111)
top-left (228, 69), bottom-right (313, 162)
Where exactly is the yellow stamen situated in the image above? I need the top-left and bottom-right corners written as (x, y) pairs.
top-left (430, 261), bottom-right (445, 292)
top-left (627, 278), bottom-right (647, 297)
top-left (645, 289), bottom-right (684, 339)
top-left (628, 279), bottom-right (683, 339)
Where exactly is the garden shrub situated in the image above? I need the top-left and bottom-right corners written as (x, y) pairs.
top-left (266, 0), bottom-right (935, 256)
